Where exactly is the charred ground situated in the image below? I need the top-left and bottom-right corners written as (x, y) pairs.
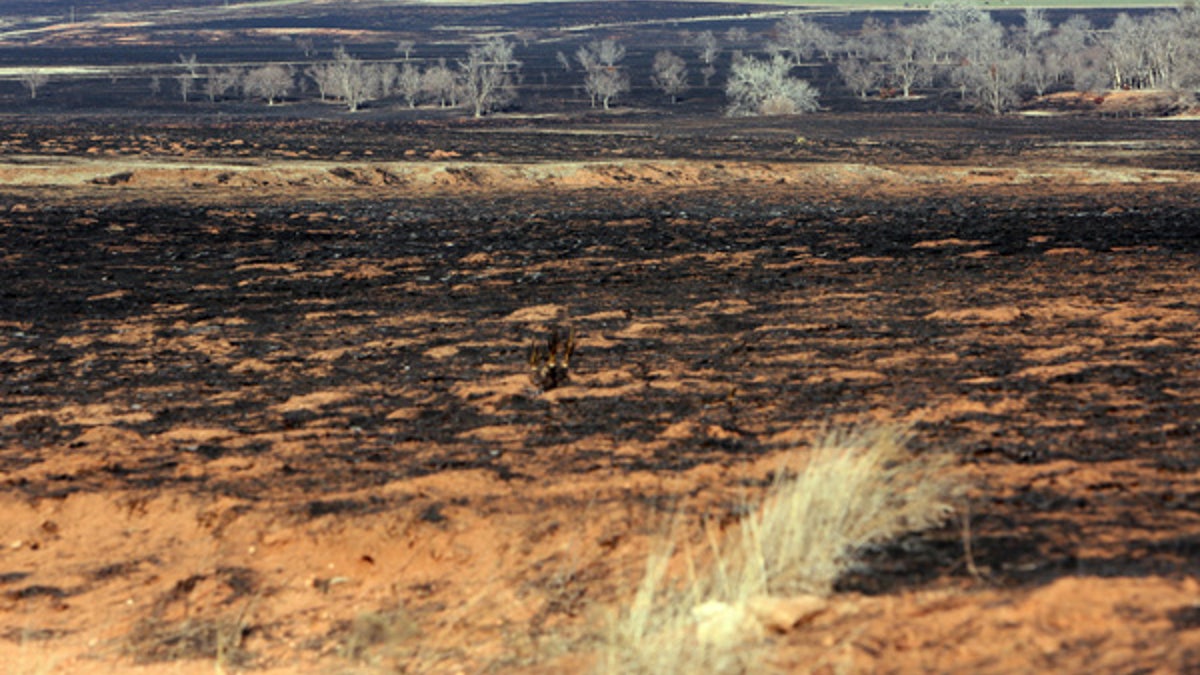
top-left (1, 2), bottom-right (1200, 673)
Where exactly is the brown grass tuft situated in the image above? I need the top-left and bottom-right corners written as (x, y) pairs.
top-left (599, 423), bottom-right (962, 674)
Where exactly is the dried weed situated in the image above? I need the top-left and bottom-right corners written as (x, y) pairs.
top-left (599, 423), bottom-right (962, 674)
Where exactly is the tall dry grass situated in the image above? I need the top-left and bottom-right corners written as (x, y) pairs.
top-left (600, 423), bottom-right (962, 674)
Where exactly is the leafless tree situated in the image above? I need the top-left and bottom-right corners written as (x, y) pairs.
top-left (1017, 7), bottom-right (1051, 58)
top-left (296, 37), bottom-right (316, 58)
top-left (768, 15), bottom-right (839, 63)
top-left (1008, 7), bottom-right (1060, 97)
top-left (1050, 14), bottom-right (1100, 90)
top-left (306, 62), bottom-right (337, 101)
top-left (586, 67), bottom-right (629, 110)
top-left (725, 54), bottom-right (819, 116)
top-left (651, 50), bottom-right (688, 103)
top-left (328, 46), bottom-right (376, 112)
top-left (175, 73), bottom-right (194, 102)
top-left (555, 50), bottom-right (572, 72)
top-left (19, 69), bottom-right (48, 99)
top-left (242, 64), bottom-right (293, 105)
top-left (1101, 13), bottom-right (1148, 89)
top-left (1112, 10), bottom-right (1200, 91)
top-left (837, 57), bottom-right (883, 99)
top-left (701, 64), bottom-right (717, 87)
top-left (374, 62), bottom-right (400, 98)
top-left (578, 39), bottom-right (629, 109)
top-left (840, 16), bottom-right (889, 65)
top-left (178, 53), bottom-right (200, 78)
top-left (882, 22), bottom-right (930, 98)
top-left (422, 58), bottom-right (460, 107)
top-left (203, 66), bottom-right (241, 102)
top-left (961, 49), bottom-right (1023, 114)
top-left (725, 26), bottom-right (750, 44)
top-left (579, 38), bottom-right (625, 70)
top-left (693, 30), bottom-right (719, 67)
top-left (394, 39), bottom-right (415, 61)
top-left (458, 37), bottom-right (520, 117)
top-left (396, 62), bottom-right (422, 107)
top-left (1021, 49), bottom-right (1064, 97)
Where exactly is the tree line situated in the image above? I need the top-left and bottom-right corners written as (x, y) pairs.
top-left (17, 2), bottom-right (1200, 117)
top-left (722, 2), bottom-right (1200, 115)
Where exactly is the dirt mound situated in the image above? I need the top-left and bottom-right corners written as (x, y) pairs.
top-left (1028, 89), bottom-right (1197, 117)
top-left (1, 157), bottom-right (1198, 197)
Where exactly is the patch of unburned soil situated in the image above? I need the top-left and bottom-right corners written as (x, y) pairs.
top-left (2, 150), bottom-right (1200, 673)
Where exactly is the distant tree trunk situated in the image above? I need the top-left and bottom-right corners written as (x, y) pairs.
top-left (20, 69), bottom-right (48, 100)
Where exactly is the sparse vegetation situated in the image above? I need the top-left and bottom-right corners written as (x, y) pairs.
top-left (529, 324), bottom-right (577, 390)
top-left (578, 39), bottom-right (631, 110)
top-left (600, 424), bottom-right (961, 673)
top-left (459, 37), bottom-right (521, 117)
top-left (18, 69), bottom-right (47, 100)
top-left (651, 50), bottom-right (689, 104)
top-left (725, 55), bottom-right (820, 116)
top-left (242, 64), bottom-right (293, 106)
top-left (339, 608), bottom-right (420, 665)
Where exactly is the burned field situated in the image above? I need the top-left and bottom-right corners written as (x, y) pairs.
top-left (2, 115), bottom-right (1200, 672)
top-left (2, 0), bottom-right (1200, 669)
top-left (5, 180), bottom-right (1200, 494)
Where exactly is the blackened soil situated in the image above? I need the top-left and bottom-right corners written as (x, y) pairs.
top-left (3, 184), bottom-right (1200, 583)
top-left (2, 114), bottom-right (1199, 170)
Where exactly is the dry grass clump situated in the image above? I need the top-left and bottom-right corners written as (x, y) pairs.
top-left (124, 616), bottom-right (252, 667)
top-left (600, 423), bottom-right (961, 674)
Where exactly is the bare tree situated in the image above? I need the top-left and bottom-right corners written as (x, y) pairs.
top-left (588, 67), bottom-right (630, 109)
top-left (306, 62), bottom-right (337, 101)
top-left (837, 57), bottom-right (883, 99)
top-left (374, 62), bottom-right (400, 98)
top-left (961, 49), bottom-right (1023, 114)
top-left (555, 50), bottom-right (572, 72)
top-left (396, 62), bottom-right (422, 107)
top-left (579, 38), bottom-right (625, 69)
top-left (328, 46), bottom-right (376, 112)
top-left (769, 15), bottom-right (839, 63)
top-left (578, 39), bottom-right (629, 109)
top-left (394, 39), bottom-right (415, 61)
top-left (296, 37), bottom-right (316, 58)
top-left (19, 69), bottom-right (48, 99)
top-left (175, 52), bottom-right (200, 102)
top-left (693, 30), bottom-right (720, 67)
top-left (458, 37), bottom-right (520, 117)
top-left (203, 67), bottom-right (241, 102)
top-left (1021, 48), bottom-right (1064, 97)
top-left (1050, 14), bottom-right (1101, 90)
top-left (651, 50), bottom-right (688, 103)
top-left (1017, 7), bottom-right (1052, 58)
top-left (725, 54), bottom-right (819, 116)
top-left (422, 58), bottom-right (460, 107)
top-left (848, 16), bottom-right (890, 61)
top-left (883, 22), bottom-right (931, 98)
top-left (1101, 13), bottom-right (1147, 89)
top-left (175, 73), bottom-right (195, 102)
top-left (243, 64), bottom-right (294, 105)
top-left (725, 26), bottom-right (750, 44)
top-left (178, 53), bottom-right (200, 78)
